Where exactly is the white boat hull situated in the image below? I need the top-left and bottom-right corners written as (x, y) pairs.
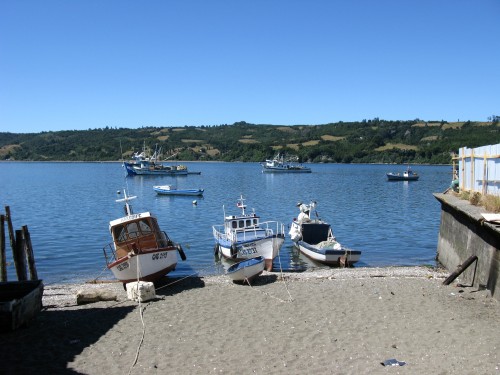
top-left (108, 249), bottom-right (178, 283)
top-left (296, 241), bottom-right (361, 266)
top-left (217, 235), bottom-right (284, 271)
top-left (226, 256), bottom-right (265, 282)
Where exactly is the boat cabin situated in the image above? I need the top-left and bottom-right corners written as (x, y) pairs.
top-left (109, 213), bottom-right (170, 259)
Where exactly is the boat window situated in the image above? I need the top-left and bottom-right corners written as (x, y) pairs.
top-left (126, 222), bottom-right (140, 238)
top-left (253, 219), bottom-right (258, 225)
top-left (138, 219), bottom-right (153, 234)
top-left (113, 225), bottom-right (128, 242)
top-left (232, 221), bottom-right (237, 229)
top-left (246, 219), bottom-right (252, 227)
top-left (239, 220), bottom-right (244, 228)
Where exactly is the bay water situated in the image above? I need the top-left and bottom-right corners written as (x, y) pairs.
top-left (1, 162), bottom-right (452, 284)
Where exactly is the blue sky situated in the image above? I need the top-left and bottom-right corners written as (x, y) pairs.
top-left (1, 1), bottom-right (499, 133)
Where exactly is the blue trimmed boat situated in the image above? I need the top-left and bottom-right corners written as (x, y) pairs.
top-left (226, 256), bottom-right (265, 283)
top-left (153, 185), bottom-right (204, 196)
top-left (212, 195), bottom-right (285, 271)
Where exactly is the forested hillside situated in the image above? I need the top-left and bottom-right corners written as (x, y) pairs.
top-left (1, 119), bottom-right (499, 164)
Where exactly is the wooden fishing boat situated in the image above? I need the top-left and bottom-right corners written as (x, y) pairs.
top-left (102, 190), bottom-right (186, 284)
top-left (226, 256), bottom-right (265, 283)
top-left (289, 201), bottom-right (361, 266)
top-left (212, 195), bottom-right (285, 271)
top-left (153, 185), bottom-right (204, 196)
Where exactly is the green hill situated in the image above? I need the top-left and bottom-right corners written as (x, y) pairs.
top-left (1, 119), bottom-right (499, 164)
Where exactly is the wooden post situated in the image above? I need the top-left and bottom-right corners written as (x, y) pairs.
top-left (22, 225), bottom-right (38, 281)
top-left (5, 206), bottom-right (16, 251)
top-left (14, 229), bottom-right (27, 281)
top-left (0, 215), bottom-right (6, 282)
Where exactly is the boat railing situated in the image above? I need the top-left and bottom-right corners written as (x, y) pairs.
top-left (103, 230), bottom-right (173, 264)
top-left (213, 221), bottom-right (284, 243)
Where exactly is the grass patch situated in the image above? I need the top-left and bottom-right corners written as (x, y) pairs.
top-left (442, 122), bottom-right (464, 130)
top-left (375, 143), bottom-right (418, 151)
top-left (238, 139), bottom-right (259, 144)
top-left (321, 135), bottom-right (345, 141)
top-left (420, 136), bottom-right (438, 142)
top-left (302, 140), bottom-right (320, 146)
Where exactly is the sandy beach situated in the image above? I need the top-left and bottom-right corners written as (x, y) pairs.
top-left (1, 266), bottom-right (499, 375)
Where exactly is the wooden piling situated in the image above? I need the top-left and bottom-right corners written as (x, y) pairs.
top-left (5, 206), bottom-right (16, 251)
top-left (14, 230), bottom-right (27, 281)
top-left (1, 215), bottom-right (6, 282)
top-left (22, 225), bottom-right (38, 280)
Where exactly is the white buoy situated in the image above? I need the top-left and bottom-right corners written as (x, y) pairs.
top-left (192, 200), bottom-right (197, 205)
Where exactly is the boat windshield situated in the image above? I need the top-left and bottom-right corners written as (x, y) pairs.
top-left (113, 219), bottom-right (154, 243)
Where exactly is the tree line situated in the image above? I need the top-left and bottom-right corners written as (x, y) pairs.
top-left (1, 119), bottom-right (499, 164)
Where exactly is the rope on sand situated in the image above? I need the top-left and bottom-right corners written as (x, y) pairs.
top-left (127, 264), bottom-right (217, 374)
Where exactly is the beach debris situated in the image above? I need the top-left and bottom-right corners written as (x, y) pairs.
top-left (381, 358), bottom-right (406, 366)
top-left (76, 289), bottom-right (118, 305)
top-left (126, 281), bottom-right (157, 302)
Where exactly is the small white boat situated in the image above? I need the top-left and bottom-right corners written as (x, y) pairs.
top-left (213, 195), bottom-right (285, 271)
top-left (153, 185), bottom-right (204, 196)
top-left (102, 190), bottom-right (186, 284)
top-left (289, 201), bottom-right (361, 266)
top-left (226, 256), bottom-right (265, 283)
top-left (386, 165), bottom-right (419, 181)
top-left (261, 152), bottom-right (311, 173)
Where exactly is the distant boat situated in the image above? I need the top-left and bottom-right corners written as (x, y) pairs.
top-left (212, 195), bottom-right (285, 271)
top-left (102, 190), bottom-right (186, 284)
top-left (289, 201), bottom-right (361, 266)
top-left (153, 185), bottom-right (204, 196)
top-left (386, 165), bottom-right (419, 181)
top-left (123, 143), bottom-right (200, 176)
top-left (226, 256), bottom-right (265, 284)
top-left (261, 153), bottom-right (311, 173)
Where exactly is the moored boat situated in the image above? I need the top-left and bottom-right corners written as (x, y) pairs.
top-left (123, 144), bottom-right (200, 176)
top-left (212, 195), bottom-right (285, 271)
top-left (386, 165), bottom-right (419, 181)
top-left (226, 256), bottom-right (265, 284)
top-left (261, 152), bottom-right (311, 173)
top-left (289, 201), bottom-right (361, 266)
top-left (102, 190), bottom-right (186, 284)
top-left (153, 185), bottom-right (204, 196)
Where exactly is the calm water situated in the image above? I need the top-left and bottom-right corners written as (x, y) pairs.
top-left (1, 162), bottom-right (452, 284)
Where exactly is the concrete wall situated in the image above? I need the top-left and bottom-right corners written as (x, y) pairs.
top-left (434, 193), bottom-right (500, 300)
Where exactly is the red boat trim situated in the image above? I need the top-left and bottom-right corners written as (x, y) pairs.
top-left (107, 246), bottom-right (177, 269)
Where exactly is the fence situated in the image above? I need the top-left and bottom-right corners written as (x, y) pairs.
top-left (454, 144), bottom-right (500, 196)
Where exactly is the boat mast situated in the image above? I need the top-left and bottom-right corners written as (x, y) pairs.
top-left (237, 195), bottom-right (247, 215)
top-left (116, 189), bottom-right (137, 216)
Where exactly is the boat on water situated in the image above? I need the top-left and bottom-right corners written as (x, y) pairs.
top-left (153, 185), bottom-right (204, 196)
top-left (226, 256), bottom-right (265, 284)
top-left (261, 153), bottom-right (311, 173)
top-left (386, 166), bottom-right (419, 181)
top-left (289, 201), bottom-right (361, 266)
top-left (212, 195), bottom-right (285, 271)
top-left (102, 190), bottom-right (186, 284)
top-left (123, 144), bottom-right (200, 176)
